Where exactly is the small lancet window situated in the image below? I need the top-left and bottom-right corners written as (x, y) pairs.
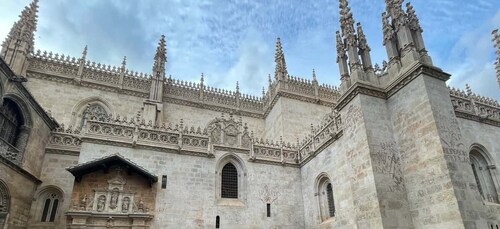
top-left (40, 193), bottom-right (59, 222)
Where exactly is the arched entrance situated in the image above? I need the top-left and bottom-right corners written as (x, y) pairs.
top-left (0, 180), bottom-right (10, 228)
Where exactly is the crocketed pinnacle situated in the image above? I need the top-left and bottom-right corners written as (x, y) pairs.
top-left (493, 29), bottom-right (500, 88)
top-left (406, 2), bottom-right (422, 32)
top-left (81, 45), bottom-right (88, 60)
top-left (338, 0), bottom-right (356, 46)
top-left (335, 30), bottom-right (346, 63)
top-left (356, 22), bottom-right (370, 51)
top-left (312, 69), bottom-right (317, 82)
top-left (2, 0), bottom-right (39, 54)
top-left (274, 37), bottom-right (288, 80)
top-left (153, 35), bottom-right (167, 78)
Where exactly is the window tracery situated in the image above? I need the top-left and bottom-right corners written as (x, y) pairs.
top-left (470, 148), bottom-right (499, 203)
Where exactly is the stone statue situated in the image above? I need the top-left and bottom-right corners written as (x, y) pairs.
top-left (97, 195), bottom-right (106, 212)
top-left (80, 194), bottom-right (88, 210)
top-left (137, 199), bottom-right (144, 212)
top-left (109, 189), bottom-right (119, 209)
top-left (122, 197), bottom-right (130, 213)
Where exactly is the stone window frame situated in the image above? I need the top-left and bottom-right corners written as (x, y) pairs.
top-left (215, 153), bottom-right (247, 206)
top-left (315, 173), bottom-right (336, 222)
top-left (70, 96), bottom-right (114, 128)
top-left (29, 185), bottom-right (64, 226)
top-left (0, 94), bottom-right (33, 162)
top-left (0, 179), bottom-right (10, 229)
top-left (469, 144), bottom-right (500, 204)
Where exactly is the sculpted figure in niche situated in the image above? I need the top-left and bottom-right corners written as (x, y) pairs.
top-left (80, 194), bottom-right (88, 210)
top-left (137, 199), bottom-right (144, 212)
top-left (211, 124), bottom-right (222, 144)
top-left (224, 125), bottom-right (238, 146)
top-left (122, 197), bottom-right (130, 213)
top-left (97, 195), bottom-right (106, 212)
top-left (109, 188), bottom-right (119, 209)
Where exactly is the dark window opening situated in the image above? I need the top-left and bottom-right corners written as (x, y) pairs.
top-left (41, 199), bottom-right (51, 222)
top-left (267, 203), bottom-right (271, 217)
top-left (49, 199), bottom-right (58, 222)
top-left (215, 216), bottom-right (220, 228)
top-left (221, 163), bottom-right (238, 198)
top-left (326, 183), bottom-right (335, 217)
top-left (161, 175), bottom-right (167, 189)
top-left (0, 99), bottom-right (23, 146)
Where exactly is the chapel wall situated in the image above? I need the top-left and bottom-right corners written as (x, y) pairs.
top-left (78, 142), bottom-right (305, 228)
top-left (456, 117), bottom-right (500, 227)
top-left (301, 96), bottom-right (384, 228)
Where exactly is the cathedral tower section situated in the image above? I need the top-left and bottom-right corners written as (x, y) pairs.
top-left (0, 0), bottom-right (39, 77)
top-left (336, 0), bottom-right (377, 94)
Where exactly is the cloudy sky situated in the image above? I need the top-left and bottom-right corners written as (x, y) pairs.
top-left (1, 0), bottom-right (499, 100)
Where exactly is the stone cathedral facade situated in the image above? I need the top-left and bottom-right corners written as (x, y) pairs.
top-left (0, 0), bottom-right (500, 228)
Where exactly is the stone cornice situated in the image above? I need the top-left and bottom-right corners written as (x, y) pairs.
top-left (335, 62), bottom-right (451, 111)
top-left (455, 111), bottom-right (500, 127)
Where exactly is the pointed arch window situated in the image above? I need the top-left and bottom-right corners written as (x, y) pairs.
top-left (81, 104), bottom-right (108, 127)
top-left (470, 149), bottom-right (499, 203)
top-left (0, 99), bottom-right (23, 145)
top-left (316, 174), bottom-right (336, 221)
top-left (40, 193), bottom-right (59, 222)
top-left (221, 163), bottom-right (238, 199)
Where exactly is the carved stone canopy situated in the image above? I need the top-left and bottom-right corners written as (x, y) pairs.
top-left (67, 153), bottom-right (158, 186)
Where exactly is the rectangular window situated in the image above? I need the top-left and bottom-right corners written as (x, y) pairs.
top-left (161, 175), bottom-right (167, 189)
top-left (267, 203), bottom-right (271, 217)
top-left (216, 216), bottom-right (220, 228)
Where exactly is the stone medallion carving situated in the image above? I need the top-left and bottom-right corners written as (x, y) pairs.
top-left (259, 185), bottom-right (280, 204)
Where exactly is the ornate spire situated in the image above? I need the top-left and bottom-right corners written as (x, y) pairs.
top-left (312, 69), bottom-right (317, 82)
top-left (121, 56), bottom-right (127, 70)
top-left (81, 45), bottom-right (88, 60)
top-left (339, 0), bottom-right (356, 47)
top-left (405, 2), bottom-right (422, 32)
top-left (236, 81), bottom-right (240, 94)
top-left (356, 22), bottom-right (369, 52)
top-left (274, 37), bottom-right (288, 81)
top-left (149, 35), bottom-right (167, 101)
top-left (1, 0), bottom-right (39, 75)
top-left (200, 72), bottom-right (205, 85)
top-left (492, 29), bottom-right (500, 88)
top-left (152, 35), bottom-right (167, 79)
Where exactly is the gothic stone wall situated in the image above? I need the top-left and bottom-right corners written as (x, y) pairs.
top-left (0, 164), bottom-right (38, 228)
top-left (264, 97), bottom-right (331, 142)
top-left (78, 142), bottom-right (305, 228)
top-left (29, 152), bottom-right (79, 229)
top-left (301, 96), bottom-right (385, 229)
top-left (456, 118), bottom-right (500, 227)
top-left (24, 77), bottom-right (145, 126)
top-left (386, 75), bottom-right (466, 228)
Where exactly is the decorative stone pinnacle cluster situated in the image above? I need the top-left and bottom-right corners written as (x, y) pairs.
top-left (493, 29), bottom-right (500, 89)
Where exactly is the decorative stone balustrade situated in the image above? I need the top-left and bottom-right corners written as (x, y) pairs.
top-left (27, 50), bottom-right (339, 118)
top-left (0, 137), bottom-right (22, 165)
top-left (46, 111), bottom-right (343, 167)
top-left (449, 86), bottom-right (500, 126)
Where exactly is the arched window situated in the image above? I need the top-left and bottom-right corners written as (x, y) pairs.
top-left (470, 148), bottom-right (499, 203)
top-left (0, 99), bottom-right (23, 145)
top-left (81, 103), bottom-right (108, 127)
top-left (216, 154), bottom-right (247, 202)
top-left (221, 163), bottom-right (238, 199)
top-left (40, 193), bottom-right (59, 222)
top-left (316, 174), bottom-right (335, 221)
top-left (0, 180), bottom-right (10, 229)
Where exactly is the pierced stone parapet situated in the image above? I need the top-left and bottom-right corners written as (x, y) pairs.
top-left (0, 137), bottom-right (22, 165)
top-left (46, 125), bottom-right (82, 155)
top-left (250, 137), bottom-right (298, 165)
top-left (449, 86), bottom-right (500, 126)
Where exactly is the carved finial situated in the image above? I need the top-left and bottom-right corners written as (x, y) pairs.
top-left (356, 22), bottom-right (369, 51)
top-left (338, 0), bottom-right (356, 47)
top-left (268, 74), bottom-right (272, 86)
top-left (152, 35), bottom-right (167, 79)
top-left (121, 56), bottom-right (127, 69)
top-left (405, 2), bottom-right (422, 32)
top-left (274, 37), bottom-right (288, 81)
top-left (312, 69), bottom-right (317, 82)
top-left (200, 73), bottom-right (204, 84)
top-left (236, 81), bottom-right (240, 93)
top-left (465, 84), bottom-right (472, 96)
top-left (336, 31), bottom-right (346, 63)
top-left (82, 45), bottom-right (88, 60)
top-left (262, 86), bottom-right (266, 98)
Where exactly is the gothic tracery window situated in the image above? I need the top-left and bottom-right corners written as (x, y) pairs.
top-left (470, 149), bottom-right (499, 203)
top-left (0, 99), bottom-right (23, 146)
top-left (80, 104), bottom-right (108, 127)
top-left (40, 193), bottom-right (60, 222)
top-left (221, 163), bottom-right (238, 199)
